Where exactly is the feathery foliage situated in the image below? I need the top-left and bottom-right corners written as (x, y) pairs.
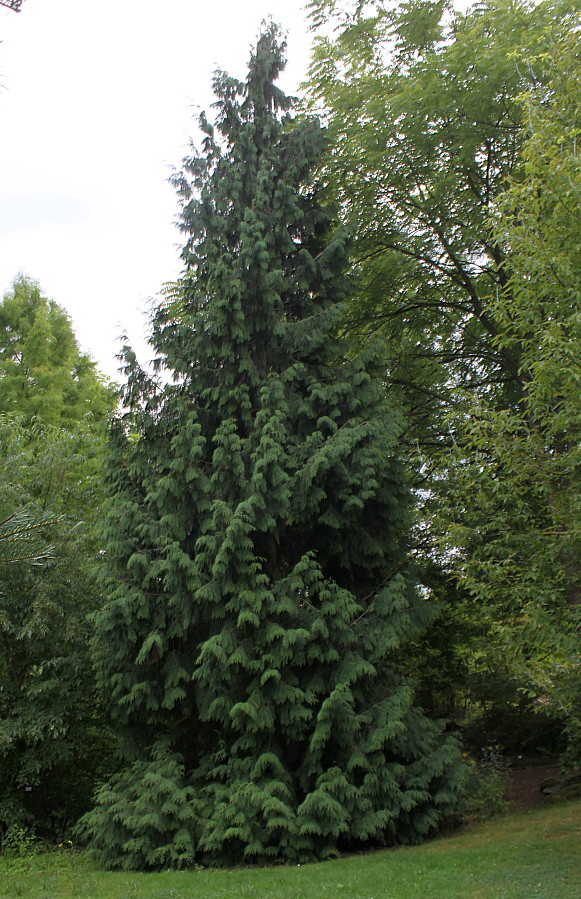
top-left (80, 25), bottom-right (462, 869)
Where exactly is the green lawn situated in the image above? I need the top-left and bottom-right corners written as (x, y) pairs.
top-left (1, 801), bottom-right (579, 899)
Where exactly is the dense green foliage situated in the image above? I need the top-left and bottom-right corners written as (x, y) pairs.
top-left (0, 507), bottom-right (52, 565)
top-left (306, 0), bottom-right (581, 755)
top-left (0, 275), bottom-right (114, 426)
top-left (443, 25), bottom-right (581, 759)
top-left (79, 26), bottom-right (462, 870)
top-left (1, 0), bottom-right (578, 866)
top-left (307, 0), bottom-right (579, 417)
top-left (0, 416), bottom-right (114, 846)
top-left (0, 280), bottom-right (116, 846)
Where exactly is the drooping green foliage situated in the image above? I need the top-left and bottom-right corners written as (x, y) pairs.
top-left (80, 25), bottom-right (462, 870)
top-left (0, 275), bottom-right (114, 427)
top-left (0, 507), bottom-right (53, 564)
top-left (0, 415), bottom-right (115, 843)
top-left (306, 0), bottom-right (581, 755)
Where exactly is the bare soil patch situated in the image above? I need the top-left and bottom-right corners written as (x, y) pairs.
top-left (504, 764), bottom-right (560, 812)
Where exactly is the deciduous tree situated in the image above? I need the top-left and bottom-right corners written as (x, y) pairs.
top-left (306, 0), bottom-right (581, 754)
top-left (440, 26), bottom-right (581, 760)
top-left (0, 416), bottom-right (114, 843)
top-left (0, 275), bottom-right (114, 427)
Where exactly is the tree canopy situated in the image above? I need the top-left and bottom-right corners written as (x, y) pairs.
top-left (440, 23), bottom-right (581, 759)
top-left (307, 0), bottom-right (579, 422)
top-left (306, 0), bottom-right (581, 758)
top-left (0, 414), bottom-right (115, 843)
top-left (0, 278), bottom-right (116, 843)
top-left (0, 275), bottom-right (114, 427)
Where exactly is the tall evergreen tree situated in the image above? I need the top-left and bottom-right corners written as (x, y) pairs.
top-left (81, 26), bottom-right (461, 869)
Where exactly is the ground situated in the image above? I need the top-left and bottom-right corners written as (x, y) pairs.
top-left (504, 763), bottom-right (559, 811)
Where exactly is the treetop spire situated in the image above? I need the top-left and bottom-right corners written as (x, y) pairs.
top-left (245, 20), bottom-right (293, 115)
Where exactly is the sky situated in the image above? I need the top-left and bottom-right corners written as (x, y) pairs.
top-left (0, 0), bottom-right (313, 380)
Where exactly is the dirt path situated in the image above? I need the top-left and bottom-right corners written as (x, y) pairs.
top-left (504, 764), bottom-right (559, 812)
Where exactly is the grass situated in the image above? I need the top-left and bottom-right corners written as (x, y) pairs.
top-left (0, 800), bottom-right (579, 899)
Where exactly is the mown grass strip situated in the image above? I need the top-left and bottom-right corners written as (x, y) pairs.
top-left (1, 800), bottom-right (579, 899)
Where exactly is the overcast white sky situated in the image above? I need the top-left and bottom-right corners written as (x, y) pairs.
top-left (0, 0), bottom-right (312, 380)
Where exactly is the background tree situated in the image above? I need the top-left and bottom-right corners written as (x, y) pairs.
top-left (0, 415), bottom-right (115, 846)
top-left (0, 274), bottom-right (114, 426)
top-left (439, 26), bottom-right (581, 760)
top-left (306, 0), bottom-right (579, 422)
top-left (80, 25), bottom-right (462, 871)
top-left (0, 276), bottom-right (116, 846)
top-left (306, 0), bottom-right (580, 756)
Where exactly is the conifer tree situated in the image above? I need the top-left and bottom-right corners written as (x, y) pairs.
top-left (81, 25), bottom-right (462, 869)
